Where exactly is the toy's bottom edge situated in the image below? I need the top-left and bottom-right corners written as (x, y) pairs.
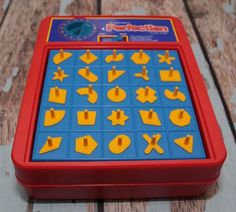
top-left (18, 177), bottom-right (215, 200)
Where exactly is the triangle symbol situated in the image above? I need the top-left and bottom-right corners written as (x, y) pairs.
top-left (174, 135), bottom-right (193, 153)
top-left (108, 70), bottom-right (125, 83)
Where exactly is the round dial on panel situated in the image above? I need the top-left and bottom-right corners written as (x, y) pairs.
top-left (59, 19), bottom-right (96, 40)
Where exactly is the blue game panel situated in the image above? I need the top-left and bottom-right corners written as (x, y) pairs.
top-left (131, 85), bottom-right (162, 107)
top-left (127, 50), bottom-right (155, 67)
top-left (41, 86), bottom-right (73, 108)
top-left (102, 50), bottom-right (128, 66)
top-left (155, 65), bottom-right (186, 87)
top-left (159, 86), bottom-right (191, 107)
top-left (102, 85), bottom-right (132, 107)
top-left (71, 107), bottom-right (102, 131)
top-left (153, 50), bottom-right (181, 67)
top-left (75, 66), bottom-right (103, 85)
top-left (129, 65), bottom-right (158, 86)
top-left (47, 50), bottom-right (77, 68)
top-left (72, 85), bottom-right (102, 107)
top-left (168, 131), bottom-right (205, 159)
top-left (69, 132), bottom-right (102, 160)
top-left (103, 107), bottom-right (134, 131)
top-left (45, 66), bottom-right (75, 86)
top-left (103, 132), bottom-right (137, 160)
top-left (75, 50), bottom-right (102, 67)
top-left (134, 107), bottom-right (166, 131)
top-left (163, 107), bottom-right (197, 131)
top-left (102, 66), bottom-right (130, 85)
top-left (137, 131), bottom-right (171, 160)
top-left (37, 107), bottom-right (71, 132)
top-left (32, 49), bottom-right (206, 161)
top-left (32, 132), bottom-right (69, 161)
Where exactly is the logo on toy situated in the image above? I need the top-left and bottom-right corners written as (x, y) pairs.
top-left (105, 23), bottom-right (169, 33)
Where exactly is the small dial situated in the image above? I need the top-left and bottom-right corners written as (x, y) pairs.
top-left (59, 19), bottom-right (96, 40)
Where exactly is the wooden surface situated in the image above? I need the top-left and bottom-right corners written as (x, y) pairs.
top-left (0, 0), bottom-right (235, 211)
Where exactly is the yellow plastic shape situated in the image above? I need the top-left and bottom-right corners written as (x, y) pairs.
top-left (107, 109), bottom-right (129, 126)
top-left (136, 86), bottom-right (157, 103)
top-left (77, 109), bottom-right (96, 125)
top-left (158, 50), bottom-right (175, 65)
top-left (48, 87), bottom-right (67, 104)
top-left (131, 49), bottom-right (150, 64)
top-left (159, 67), bottom-right (181, 82)
top-left (107, 86), bottom-right (126, 102)
top-left (53, 49), bottom-right (72, 65)
top-left (139, 109), bottom-right (161, 126)
top-left (105, 50), bottom-right (124, 63)
top-left (44, 108), bottom-right (65, 126)
top-left (109, 134), bottom-right (131, 154)
top-left (107, 66), bottom-right (125, 83)
top-left (76, 84), bottom-right (98, 104)
top-left (52, 67), bottom-right (69, 82)
top-left (174, 135), bottom-right (193, 153)
top-left (169, 109), bottom-right (191, 127)
top-left (164, 87), bottom-right (186, 102)
top-left (143, 133), bottom-right (164, 155)
top-left (134, 66), bottom-right (149, 81)
top-left (39, 136), bottom-right (62, 154)
top-left (78, 66), bottom-right (98, 83)
top-left (75, 135), bottom-right (98, 155)
top-left (79, 50), bottom-right (98, 64)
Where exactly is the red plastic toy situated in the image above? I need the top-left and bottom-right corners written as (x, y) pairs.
top-left (12, 16), bottom-right (226, 199)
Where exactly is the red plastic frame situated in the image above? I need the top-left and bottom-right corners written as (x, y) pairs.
top-left (12, 16), bottom-right (226, 198)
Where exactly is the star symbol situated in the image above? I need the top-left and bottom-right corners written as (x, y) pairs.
top-left (52, 68), bottom-right (69, 82)
top-left (158, 50), bottom-right (175, 65)
top-left (107, 109), bottom-right (129, 126)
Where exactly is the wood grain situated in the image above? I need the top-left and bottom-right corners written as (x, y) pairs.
top-left (187, 0), bottom-right (236, 128)
top-left (0, 0), bottom-right (97, 211)
top-left (1, 0), bottom-right (236, 211)
top-left (0, 0), bottom-right (11, 24)
top-left (65, 0), bottom-right (97, 15)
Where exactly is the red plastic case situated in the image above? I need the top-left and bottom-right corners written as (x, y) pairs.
top-left (12, 16), bottom-right (226, 199)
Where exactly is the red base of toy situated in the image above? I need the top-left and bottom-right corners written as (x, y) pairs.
top-left (18, 176), bottom-right (215, 200)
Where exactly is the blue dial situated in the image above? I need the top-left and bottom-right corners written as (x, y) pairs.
top-left (59, 19), bottom-right (96, 40)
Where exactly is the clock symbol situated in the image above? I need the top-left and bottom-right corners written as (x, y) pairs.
top-left (59, 19), bottom-right (96, 40)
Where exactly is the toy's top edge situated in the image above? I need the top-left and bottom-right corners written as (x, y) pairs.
top-left (44, 16), bottom-right (180, 43)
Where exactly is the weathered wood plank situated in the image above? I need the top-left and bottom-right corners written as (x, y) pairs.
top-left (0, 0), bottom-right (97, 211)
top-left (101, 0), bottom-right (236, 211)
top-left (191, 43), bottom-right (236, 212)
top-left (0, 0), bottom-right (11, 24)
top-left (0, 142), bottom-right (30, 212)
top-left (187, 0), bottom-right (236, 130)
